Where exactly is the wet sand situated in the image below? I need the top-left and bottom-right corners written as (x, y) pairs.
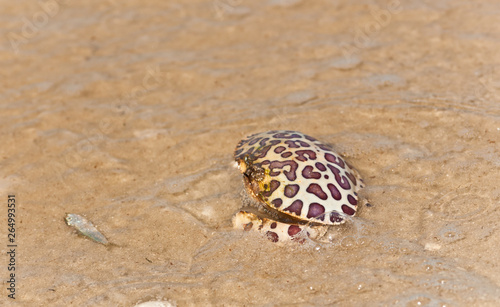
top-left (1, 0), bottom-right (500, 306)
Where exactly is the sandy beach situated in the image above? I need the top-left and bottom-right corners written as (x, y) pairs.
top-left (1, 0), bottom-right (499, 305)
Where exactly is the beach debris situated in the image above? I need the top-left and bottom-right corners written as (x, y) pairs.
top-left (135, 301), bottom-right (176, 307)
top-left (65, 213), bottom-right (109, 245)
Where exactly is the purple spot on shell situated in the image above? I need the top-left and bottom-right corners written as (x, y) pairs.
top-left (327, 164), bottom-right (351, 190)
top-left (259, 137), bottom-right (270, 146)
top-left (269, 140), bottom-right (281, 146)
top-left (234, 148), bottom-right (243, 156)
top-left (324, 174), bottom-right (329, 179)
top-left (288, 225), bottom-right (302, 236)
top-left (307, 203), bottom-right (325, 220)
top-left (342, 204), bottom-right (355, 216)
top-left (284, 184), bottom-right (300, 198)
top-left (271, 198), bottom-right (283, 208)
top-left (325, 153), bottom-right (337, 163)
top-left (295, 150), bottom-right (316, 162)
top-left (262, 180), bottom-right (281, 197)
top-left (325, 153), bottom-right (335, 162)
top-left (270, 222), bottom-right (277, 229)
top-left (270, 180), bottom-right (281, 191)
top-left (266, 231), bottom-right (279, 242)
top-left (235, 147), bottom-right (255, 160)
top-left (285, 140), bottom-right (311, 148)
top-left (248, 137), bottom-right (261, 146)
top-left (268, 160), bottom-right (298, 181)
top-left (304, 135), bottom-right (318, 142)
top-left (306, 183), bottom-right (327, 200)
top-left (347, 194), bottom-right (358, 206)
top-left (281, 152), bottom-right (293, 158)
top-left (315, 162), bottom-right (326, 171)
top-left (274, 146), bottom-right (286, 154)
top-left (330, 212), bottom-right (344, 223)
top-left (284, 200), bottom-right (303, 216)
top-left (327, 183), bottom-right (342, 200)
top-left (325, 153), bottom-right (345, 169)
top-left (273, 132), bottom-right (303, 139)
top-left (345, 172), bottom-right (358, 186)
top-left (302, 165), bottom-right (321, 179)
top-left (284, 140), bottom-right (301, 148)
top-left (254, 145), bottom-right (273, 159)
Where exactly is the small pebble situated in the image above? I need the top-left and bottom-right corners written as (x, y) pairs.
top-left (424, 242), bottom-right (441, 251)
top-left (330, 55), bottom-right (362, 70)
top-left (135, 301), bottom-right (176, 307)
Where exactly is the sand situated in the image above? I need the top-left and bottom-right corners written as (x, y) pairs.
top-left (1, 0), bottom-right (499, 306)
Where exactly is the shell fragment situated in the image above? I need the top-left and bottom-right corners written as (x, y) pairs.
top-left (65, 213), bottom-right (109, 245)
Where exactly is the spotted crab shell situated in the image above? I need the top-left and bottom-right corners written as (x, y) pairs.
top-left (234, 130), bottom-right (364, 225)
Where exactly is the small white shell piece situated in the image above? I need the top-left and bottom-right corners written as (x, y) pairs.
top-left (65, 213), bottom-right (109, 245)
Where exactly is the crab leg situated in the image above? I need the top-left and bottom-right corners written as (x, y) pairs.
top-left (232, 211), bottom-right (326, 244)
